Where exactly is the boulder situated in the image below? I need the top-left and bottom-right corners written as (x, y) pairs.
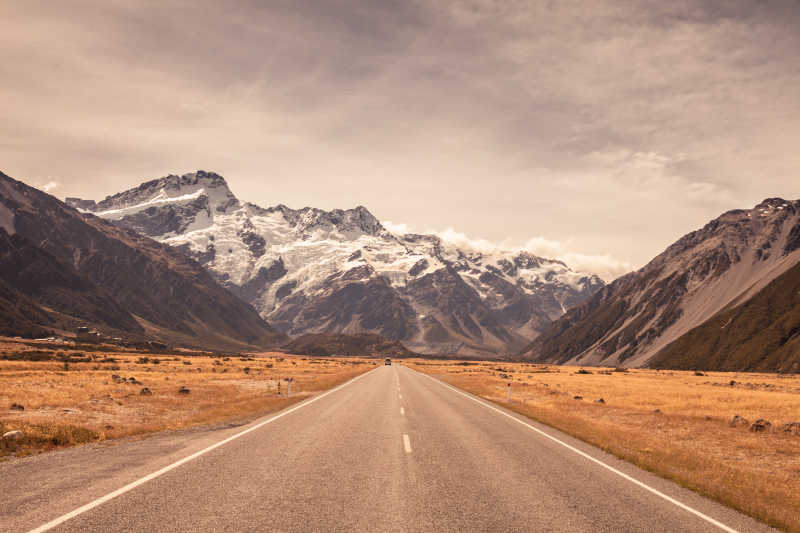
top-left (140, 387), bottom-right (153, 396)
top-left (729, 415), bottom-right (749, 428)
top-left (780, 422), bottom-right (800, 436)
top-left (9, 402), bottom-right (24, 411)
top-left (749, 419), bottom-right (772, 432)
top-left (178, 386), bottom-right (190, 395)
top-left (573, 395), bottom-right (583, 400)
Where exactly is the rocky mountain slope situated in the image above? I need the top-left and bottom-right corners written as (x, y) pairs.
top-left (0, 170), bottom-right (286, 351)
top-left (519, 198), bottom-right (800, 368)
top-left (649, 257), bottom-right (800, 373)
top-left (68, 171), bottom-right (604, 356)
top-left (282, 333), bottom-right (412, 357)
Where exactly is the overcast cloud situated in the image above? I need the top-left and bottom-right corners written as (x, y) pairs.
top-left (2, 0), bottom-right (799, 280)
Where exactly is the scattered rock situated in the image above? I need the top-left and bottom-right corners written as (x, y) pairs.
top-left (780, 422), bottom-right (800, 435)
top-left (594, 398), bottom-right (605, 404)
top-left (749, 419), bottom-right (772, 432)
top-left (178, 386), bottom-right (190, 395)
top-left (9, 402), bottom-right (24, 411)
top-left (127, 377), bottom-right (142, 385)
top-left (694, 371), bottom-right (705, 376)
top-left (576, 369), bottom-right (592, 375)
top-left (498, 373), bottom-right (510, 379)
top-left (2, 430), bottom-right (23, 442)
top-left (573, 395), bottom-right (583, 400)
top-left (729, 380), bottom-right (736, 387)
top-left (653, 409), bottom-right (661, 414)
top-left (140, 387), bottom-right (152, 396)
top-left (729, 415), bottom-right (749, 428)
top-left (183, 361), bottom-right (192, 365)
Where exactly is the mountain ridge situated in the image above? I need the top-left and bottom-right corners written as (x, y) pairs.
top-left (68, 170), bottom-right (605, 356)
top-left (518, 197), bottom-right (800, 368)
top-left (1, 170), bottom-right (286, 351)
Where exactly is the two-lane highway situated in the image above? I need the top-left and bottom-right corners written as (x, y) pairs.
top-left (1, 365), bottom-right (774, 532)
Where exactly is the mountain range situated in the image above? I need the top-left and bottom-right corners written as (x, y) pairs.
top-left (0, 171), bottom-right (285, 351)
top-left (519, 198), bottom-right (800, 372)
top-left (67, 170), bottom-right (605, 356)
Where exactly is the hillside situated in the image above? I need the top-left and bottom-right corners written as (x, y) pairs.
top-left (650, 259), bottom-right (800, 372)
top-left (282, 333), bottom-right (412, 357)
top-left (519, 198), bottom-right (800, 368)
top-left (0, 170), bottom-right (286, 351)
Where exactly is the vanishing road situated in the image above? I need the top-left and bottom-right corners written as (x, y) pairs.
top-left (1, 365), bottom-right (774, 532)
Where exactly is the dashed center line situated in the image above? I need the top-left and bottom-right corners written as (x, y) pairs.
top-left (403, 434), bottom-right (412, 453)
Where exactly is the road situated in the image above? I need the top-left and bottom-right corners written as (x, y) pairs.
top-left (1, 364), bottom-right (774, 532)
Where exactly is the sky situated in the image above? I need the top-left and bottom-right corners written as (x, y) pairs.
top-left (2, 0), bottom-right (799, 281)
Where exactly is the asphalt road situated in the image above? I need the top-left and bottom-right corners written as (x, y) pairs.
top-left (1, 365), bottom-right (775, 532)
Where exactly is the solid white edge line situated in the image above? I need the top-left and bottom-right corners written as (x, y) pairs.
top-left (412, 369), bottom-right (740, 533)
top-left (27, 367), bottom-right (379, 533)
top-left (403, 434), bottom-right (412, 453)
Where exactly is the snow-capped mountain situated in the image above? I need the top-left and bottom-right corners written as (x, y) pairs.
top-left (68, 171), bottom-right (604, 355)
top-left (520, 198), bottom-right (800, 367)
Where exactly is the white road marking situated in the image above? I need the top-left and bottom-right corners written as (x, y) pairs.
top-left (403, 434), bottom-right (412, 453)
top-left (27, 368), bottom-right (379, 533)
top-left (400, 407), bottom-right (405, 415)
top-left (414, 370), bottom-right (740, 533)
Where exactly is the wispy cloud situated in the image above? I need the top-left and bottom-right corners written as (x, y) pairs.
top-left (383, 221), bottom-right (632, 281)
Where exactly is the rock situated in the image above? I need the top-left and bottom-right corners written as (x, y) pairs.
top-left (729, 380), bottom-right (736, 386)
top-left (576, 369), bottom-right (592, 375)
top-left (653, 409), bottom-right (661, 414)
top-left (729, 415), bottom-right (749, 428)
top-left (573, 395), bottom-right (583, 400)
top-left (178, 386), bottom-right (190, 394)
top-left (140, 387), bottom-right (152, 396)
top-left (780, 422), bottom-right (800, 435)
top-left (694, 371), bottom-right (705, 376)
top-left (594, 398), bottom-right (605, 404)
top-left (9, 402), bottom-right (24, 411)
top-left (749, 419), bottom-right (772, 432)
top-left (2, 430), bottom-right (23, 441)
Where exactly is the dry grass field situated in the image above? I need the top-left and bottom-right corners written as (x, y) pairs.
top-left (407, 359), bottom-right (800, 533)
top-left (0, 338), bottom-right (375, 458)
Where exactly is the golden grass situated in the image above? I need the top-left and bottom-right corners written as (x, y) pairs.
top-left (1, 341), bottom-right (376, 457)
top-left (406, 359), bottom-right (800, 533)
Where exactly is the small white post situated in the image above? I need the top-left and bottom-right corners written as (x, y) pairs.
top-left (506, 382), bottom-right (511, 403)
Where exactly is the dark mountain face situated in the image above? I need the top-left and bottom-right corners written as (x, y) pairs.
top-left (0, 170), bottom-right (286, 351)
top-left (283, 332), bottom-right (412, 357)
top-left (520, 198), bottom-right (800, 369)
top-left (650, 260), bottom-right (800, 373)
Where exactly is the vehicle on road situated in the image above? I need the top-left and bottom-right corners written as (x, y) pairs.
top-left (385, 358), bottom-right (391, 365)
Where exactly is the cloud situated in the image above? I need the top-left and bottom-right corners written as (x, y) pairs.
top-left (385, 220), bottom-right (632, 281)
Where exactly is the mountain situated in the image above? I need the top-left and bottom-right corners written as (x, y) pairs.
top-left (283, 333), bottom-right (412, 357)
top-left (649, 258), bottom-right (800, 373)
top-left (67, 170), bottom-right (604, 356)
top-left (519, 198), bottom-right (800, 368)
top-left (0, 170), bottom-right (286, 351)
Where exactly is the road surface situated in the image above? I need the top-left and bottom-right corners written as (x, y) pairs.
top-left (1, 365), bottom-right (774, 532)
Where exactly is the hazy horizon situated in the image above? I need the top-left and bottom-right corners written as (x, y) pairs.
top-left (3, 0), bottom-right (799, 281)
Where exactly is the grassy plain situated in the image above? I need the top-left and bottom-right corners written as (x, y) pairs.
top-left (0, 338), bottom-right (375, 458)
top-left (407, 359), bottom-right (800, 532)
